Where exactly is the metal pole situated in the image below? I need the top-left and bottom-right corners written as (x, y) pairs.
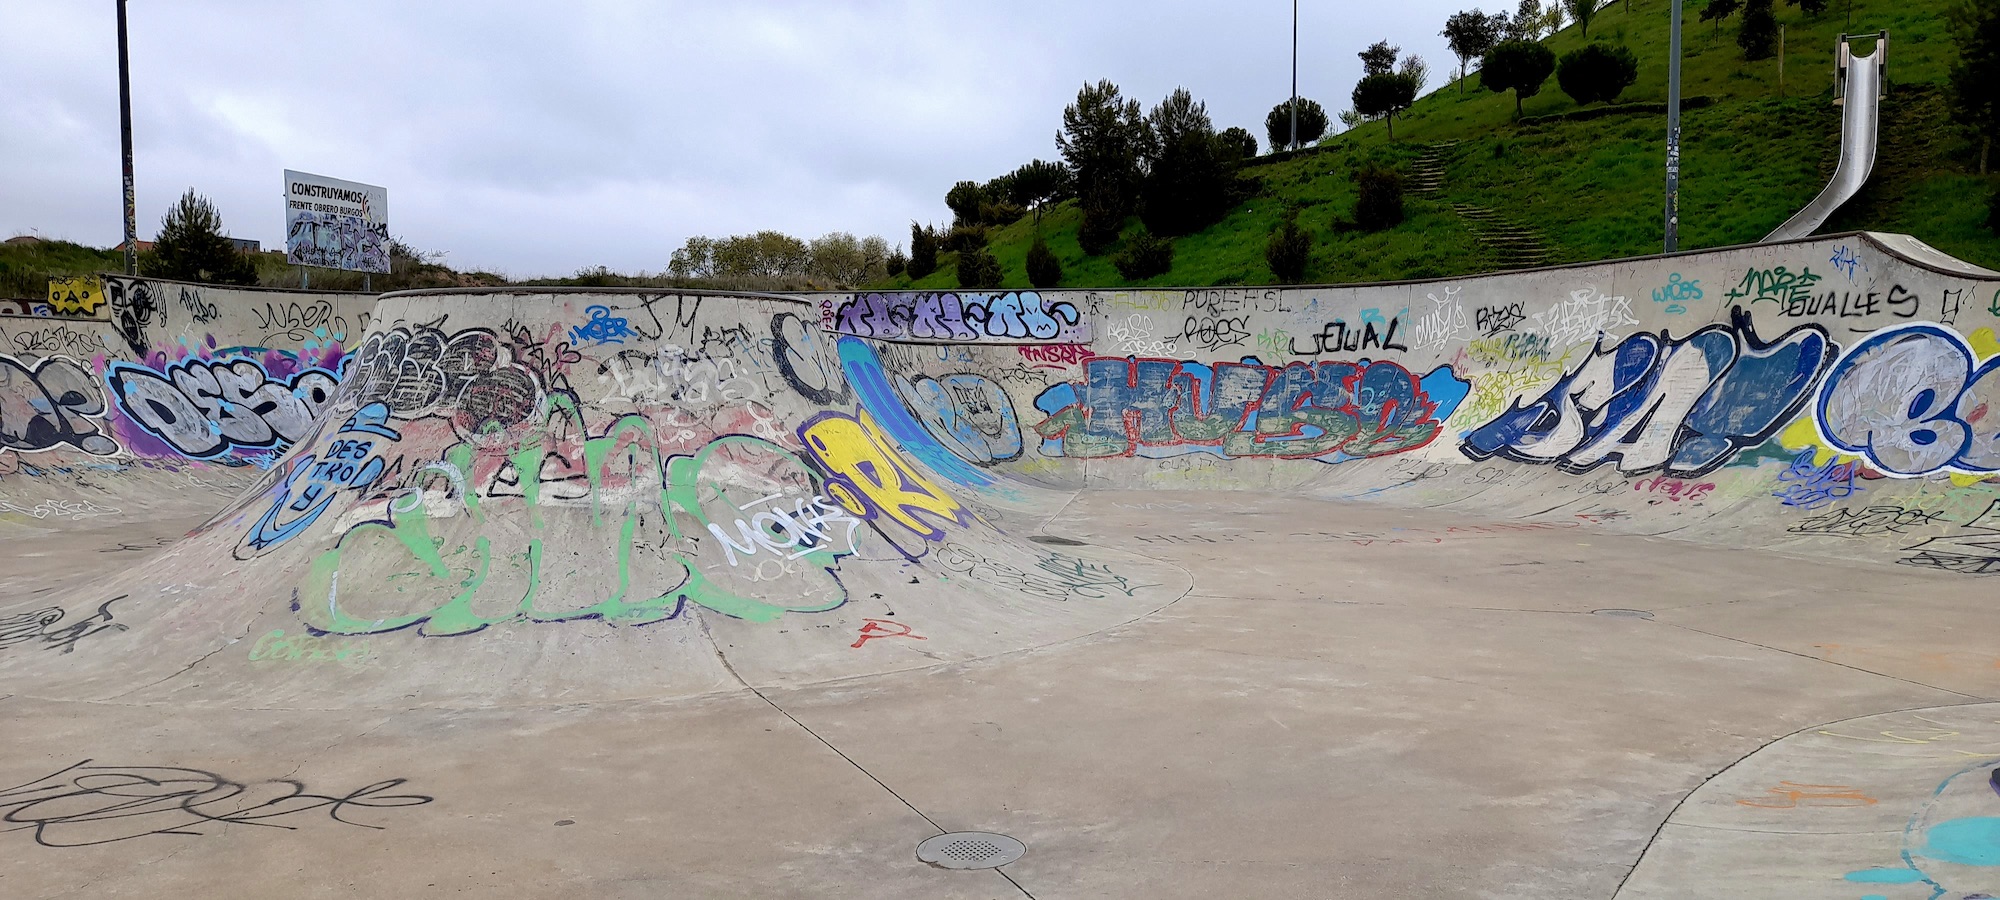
top-left (1664, 0), bottom-right (1683, 253)
top-left (1290, 0), bottom-right (1298, 149)
top-left (116, 0), bottom-right (137, 275)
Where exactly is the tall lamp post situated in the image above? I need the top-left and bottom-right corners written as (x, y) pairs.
top-left (117, 0), bottom-right (138, 275)
top-left (1663, 0), bottom-right (1683, 253)
top-left (1288, 0), bottom-right (1304, 149)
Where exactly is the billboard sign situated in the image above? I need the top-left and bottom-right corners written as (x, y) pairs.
top-left (284, 170), bottom-right (389, 273)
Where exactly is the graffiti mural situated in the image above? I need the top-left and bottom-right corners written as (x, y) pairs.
top-left (1814, 323), bottom-right (2000, 477)
top-left (827, 291), bottom-right (1089, 343)
top-left (106, 357), bottom-right (338, 459)
top-left (0, 355), bottom-right (120, 455)
top-left (893, 372), bottom-right (1023, 465)
top-left (1461, 309), bottom-right (1835, 477)
top-left (799, 409), bottom-right (974, 542)
top-left (45, 276), bottom-right (106, 317)
top-left (244, 403), bottom-right (399, 551)
top-left (103, 276), bottom-right (160, 356)
top-left (569, 305), bottom-right (634, 346)
top-left (345, 325), bottom-right (543, 436)
top-left (1032, 356), bottom-right (1469, 462)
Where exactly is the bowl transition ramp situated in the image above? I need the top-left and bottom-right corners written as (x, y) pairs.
top-left (3, 231), bottom-right (2000, 708)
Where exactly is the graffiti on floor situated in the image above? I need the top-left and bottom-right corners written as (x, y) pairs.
top-left (244, 403), bottom-right (400, 551)
top-left (246, 629), bottom-right (374, 667)
top-left (1633, 476), bottom-right (1715, 504)
top-left (106, 356), bottom-right (338, 459)
top-left (1735, 781), bottom-right (1877, 808)
top-left (1837, 759), bottom-right (2000, 893)
top-left (934, 542), bottom-right (1156, 602)
top-left (0, 355), bottom-right (120, 455)
top-left (1815, 323), bottom-right (2000, 477)
top-left (1788, 505), bottom-right (1949, 538)
top-left (828, 291), bottom-right (1089, 343)
top-left (0, 760), bottom-right (432, 847)
top-left (1770, 447), bottom-right (1865, 510)
top-left (850, 617), bottom-right (925, 649)
top-left (1031, 356), bottom-right (1469, 462)
top-left (1461, 310), bottom-right (1835, 477)
top-left (0, 597), bottom-right (127, 654)
top-left (1897, 498), bottom-right (2000, 575)
top-left (0, 498), bottom-right (121, 520)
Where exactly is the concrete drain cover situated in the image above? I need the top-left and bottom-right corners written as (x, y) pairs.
top-left (1028, 535), bottom-right (1086, 546)
top-left (916, 832), bottom-right (1026, 869)
top-left (1592, 608), bottom-right (1655, 619)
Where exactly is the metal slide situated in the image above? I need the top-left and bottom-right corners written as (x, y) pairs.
top-left (1764, 32), bottom-right (1888, 242)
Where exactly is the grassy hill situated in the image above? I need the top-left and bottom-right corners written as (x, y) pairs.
top-left (877, 0), bottom-right (2000, 291)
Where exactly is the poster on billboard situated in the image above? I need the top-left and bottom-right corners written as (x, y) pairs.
top-left (284, 170), bottom-right (389, 273)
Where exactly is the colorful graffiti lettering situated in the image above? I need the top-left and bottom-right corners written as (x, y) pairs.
top-left (244, 403), bottom-right (399, 551)
top-left (1017, 344), bottom-right (1091, 368)
top-left (1651, 273), bottom-right (1702, 314)
top-left (893, 372), bottom-right (1022, 466)
top-left (1814, 322), bottom-right (2000, 476)
top-left (798, 409), bottom-right (972, 542)
top-left (569, 305), bottom-right (634, 346)
top-left (1633, 476), bottom-right (1716, 503)
top-left (0, 355), bottom-right (119, 455)
top-left (1461, 309), bottom-right (1835, 477)
top-left (105, 357), bottom-right (337, 459)
top-left (828, 291), bottom-right (1088, 343)
top-left (1770, 448), bottom-right (1865, 509)
top-left (1830, 244), bottom-right (1866, 281)
top-left (1031, 356), bottom-right (1469, 462)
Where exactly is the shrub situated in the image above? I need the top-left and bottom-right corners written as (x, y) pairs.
top-left (1354, 165), bottom-right (1406, 231)
top-left (956, 244), bottom-right (1003, 289)
top-left (1078, 201), bottom-right (1123, 255)
top-left (1264, 213), bottom-right (1311, 283)
top-left (1738, 0), bottom-right (1777, 60)
top-left (943, 224), bottom-right (987, 255)
top-left (1557, 44), bottom-right (1641, 106)
top-left (907, 222), bottom-right (939, 279)
top-left (1988, 186), bottom-right (2000, 236)
top-left (1481, 40), bottom-right (1558, 117)
top-left (1026, 235), bottom-right (1063, 288)
top-left (886, 247), bottom-right (908, 277)
top-left (1112, 229), bottom-right (1174, 280)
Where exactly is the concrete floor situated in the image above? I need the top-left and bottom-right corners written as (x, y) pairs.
top-left (2, 491), bottom-right (1990, 898)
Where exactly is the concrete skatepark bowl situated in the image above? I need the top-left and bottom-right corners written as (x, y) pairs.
top-left (4, 232), bottom-right (2000, 897)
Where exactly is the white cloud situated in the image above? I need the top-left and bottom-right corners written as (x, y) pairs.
top-left (1, 0), bottom-right (1475, 275)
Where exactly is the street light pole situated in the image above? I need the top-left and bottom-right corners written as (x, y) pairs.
top-left (1664, 0), bottom-right (1683, 254)
top-left (116, 0), bottom-right (138, 275)
top-left (1288, 0), bottom-right (1304, 150)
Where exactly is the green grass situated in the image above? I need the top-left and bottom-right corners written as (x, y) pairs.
top-left (0, 240), bottom-right (125, 301)
top-left (874, 0), bottom-right (1999, 291)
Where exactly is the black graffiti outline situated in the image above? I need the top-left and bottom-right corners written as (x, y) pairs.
top-left (0, 759), bottom-right (433, 847)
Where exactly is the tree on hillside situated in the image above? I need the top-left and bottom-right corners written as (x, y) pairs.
top-left (1787, 0), bottom-right (1828, 13)
top-left (1265, 98), bottom-right (1328, 151)
top-left (1508, 0), bottom-right (1545, 39)
top-left (1442, 10), bottom-right (1505, 94)
top-left (1057, 80), bottom-right (1152, 228)
top-left (1353, 73), bottom-right (1421, 140)
top-left (1948, 0), bottom-right (2000, 174)
top-left (1699, 0), bottom-right (1741, 36)
top-left (1738, 0), bottom-right (1777, 60)
top-left (1265, 211), bottom-right (1311, 283)
top-left (945, 181), bottom-right (985, 227)
top-left (1007, 159), bottom-right (1073, 223)
top-left (1557, 43), bottom-right (1639, 105)
top-left (1541, 3), bottom-right (1568, 36)
top-left (1216, 126), bottom-right (1259, 164)
top-left (1359, 40), bottom-right (1400, 77)
top-left (1140, 88), bottom-right (1232, 236)
top-left (149, 189), bottom-right (256, 285)
top-left (1482, 40), bottom-right (1557, 116)
top-left (908, 222), bottom-right (940, 278)
top-left (1565, 0), bottom-right (1600, 39)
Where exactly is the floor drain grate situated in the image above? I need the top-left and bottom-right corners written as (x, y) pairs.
top-left (1592, 608), bottom-right (1655, 619)
top-left (916, 832), bottom-right (1026, 869)
top-left (1028, 535), bottom-right (1086, 546)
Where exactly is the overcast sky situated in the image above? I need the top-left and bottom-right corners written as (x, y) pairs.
top-left (2, 1), bottom-right (1473, 278)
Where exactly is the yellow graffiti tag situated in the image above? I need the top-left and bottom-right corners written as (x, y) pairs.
top-left (46, 276), bottom-right (106, 316)
top-left (800, 410), bottom-right (967, 540)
